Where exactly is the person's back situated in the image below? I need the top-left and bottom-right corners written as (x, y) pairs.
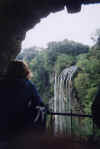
top-left (0, 60), bottom-right (46, 141)
top-left (92, 87), bottom-right (100, 128)
top-left (0, 78), bottom-right (35, 138)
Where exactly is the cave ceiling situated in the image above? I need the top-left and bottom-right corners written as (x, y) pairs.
top-left (0, 0), bottom-right (100, 73)
top-left (0, 0), bottom-right (100, 38)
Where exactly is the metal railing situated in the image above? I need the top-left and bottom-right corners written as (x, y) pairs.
top-left (47, 111), bottom-right (99, 142)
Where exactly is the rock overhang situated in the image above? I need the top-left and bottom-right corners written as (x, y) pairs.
top-left (0, 0), bottom-right (100, 73)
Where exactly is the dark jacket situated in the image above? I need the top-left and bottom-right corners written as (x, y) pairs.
top-left (92, 87), bottom-right (100, 128)
top-left (0, 78), bottom-right (45, 138)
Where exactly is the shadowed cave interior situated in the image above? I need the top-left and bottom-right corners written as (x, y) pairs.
top-left (0, 0), bottom-right (100, 148)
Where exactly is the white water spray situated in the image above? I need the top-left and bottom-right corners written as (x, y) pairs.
top-left (53, 65), bottom-right (77, 135)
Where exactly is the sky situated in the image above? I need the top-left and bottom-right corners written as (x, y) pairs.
top-left (22, 4), bottom-right (100, 49)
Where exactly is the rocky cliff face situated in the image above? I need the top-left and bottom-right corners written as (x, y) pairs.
top-left (0, 0), bottom-right (99, 73)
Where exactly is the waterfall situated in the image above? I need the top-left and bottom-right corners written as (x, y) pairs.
top-left (53, 65), bottom-right (77, 135)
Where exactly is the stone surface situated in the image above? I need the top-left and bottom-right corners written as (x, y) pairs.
top-left (0, 0), bottom-right (100, 73)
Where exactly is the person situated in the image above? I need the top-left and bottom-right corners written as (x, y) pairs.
top-left (0, 60), bottom-right (47, 140)
top-left (92, 87), bottom-right (100, 128)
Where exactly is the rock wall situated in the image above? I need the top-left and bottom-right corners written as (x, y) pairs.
top-left (0, 0), bottom-right (99, 73)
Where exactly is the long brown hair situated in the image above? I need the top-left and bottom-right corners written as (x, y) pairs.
top-left (6, 60), bottom-right (32, 79)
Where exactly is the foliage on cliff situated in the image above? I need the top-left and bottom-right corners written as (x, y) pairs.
top-left (17, 39), bottom-right (89, 103)
top-left (17, 31), bottom-right (100, 114)
top-left (74, 29), bottom-right (100, 114)
top-left (17, 32), bottom-right (100, 137)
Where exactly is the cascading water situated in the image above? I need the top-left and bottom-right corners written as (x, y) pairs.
top-left (53, 65), bottom-right (77, 135)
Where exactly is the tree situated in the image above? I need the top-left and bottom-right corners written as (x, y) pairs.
top-left (55, 54), bottom-right (75, 74)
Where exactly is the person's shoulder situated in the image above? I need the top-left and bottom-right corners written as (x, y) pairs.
top-left (24, 79), bottom-right (36, 89)
top-left (25, 79), bottom-right (33, 85)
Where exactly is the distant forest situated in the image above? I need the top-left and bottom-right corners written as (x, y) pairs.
top-left (17, 29), bottom-right (100, 115)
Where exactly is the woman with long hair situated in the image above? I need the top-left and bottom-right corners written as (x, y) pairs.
top-left (0, 60), bottom-right (47, 140)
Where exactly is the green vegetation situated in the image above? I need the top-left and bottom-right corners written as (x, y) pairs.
top-left (17, 39), bottom-right (89, 102)
top-left (17, 29), bottom-right (100, 137)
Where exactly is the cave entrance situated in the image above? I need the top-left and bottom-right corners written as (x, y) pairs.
top-left (17, 4), bottom-right (100, 141)
top-left (21, 4), bottom-right (100, 49)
